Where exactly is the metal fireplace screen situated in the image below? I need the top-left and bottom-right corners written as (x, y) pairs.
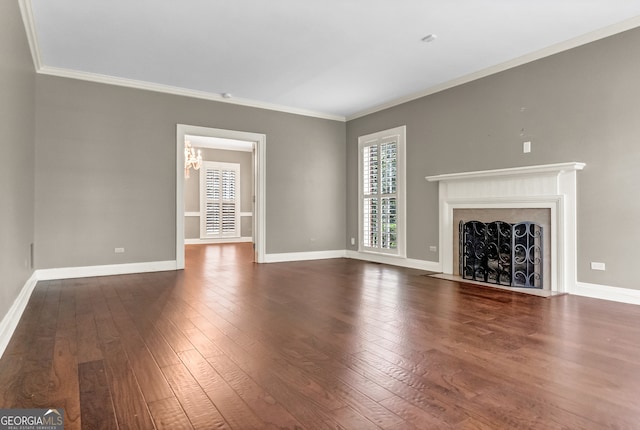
top-left (459, 220), bottom-right (543, 289)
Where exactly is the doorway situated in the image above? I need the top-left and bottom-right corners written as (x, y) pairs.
top-left (176, 124), bottom-right (266, 268)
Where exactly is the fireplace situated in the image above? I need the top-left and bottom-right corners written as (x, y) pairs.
top-left (426, 162), bottom-right (585, 295)
top-left (453, 207), bottom-right (551, 290)
top-left (459, 220), bottom-right (543, 288)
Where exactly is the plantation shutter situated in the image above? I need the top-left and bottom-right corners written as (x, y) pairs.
top-left (363, 144), bottom-right (379, 248)
top-left (200, 162), bottom-right (240, 238)
top-left (361, 139), bottom-right (398, 252)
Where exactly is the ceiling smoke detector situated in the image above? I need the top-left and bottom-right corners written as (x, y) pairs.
top-left (421, 34), bottom-right (437, 43)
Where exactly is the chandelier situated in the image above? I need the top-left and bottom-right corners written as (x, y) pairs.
top-left (184, 140), bottom-right (202, 178)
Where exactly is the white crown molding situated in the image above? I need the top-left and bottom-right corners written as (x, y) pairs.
top-left (18, 0), bottom-right (42, 70)
top-left (0, 272), bottom-right (38, 359)
top-left (36, 66), bottom-right (346, 122)
top-left (20, 0), bottom-right (640, 124)
top-left (346, 16), bottom-right (640, 121)
top-left (19, 0), bottom-right (342, 121)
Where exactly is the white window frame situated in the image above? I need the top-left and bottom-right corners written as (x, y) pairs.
top-left (358, 125), bottom-right (406, 257)
top-left (199, 161), bottom-right (241, 239)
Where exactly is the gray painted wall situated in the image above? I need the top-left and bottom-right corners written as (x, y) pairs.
top-left (5, 0), bottom-right (640, 335)
top-left (34, 75), bottom-right (346, 268)
top-left (184, 148), bottom-right (253, 239)
top-left (346, 27), bottom-right (640, 290)
top-left (0, 2), bottom-right (36, 321)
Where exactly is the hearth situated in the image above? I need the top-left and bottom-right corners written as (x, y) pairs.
top-left (459, 220), bottom-right (543, 289)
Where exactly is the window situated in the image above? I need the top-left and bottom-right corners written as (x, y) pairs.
top-left (200, 161), bottom-right (240, 238)
top-left (358, 126), bottom-right (405, 256)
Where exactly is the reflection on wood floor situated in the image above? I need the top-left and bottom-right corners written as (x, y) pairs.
top-left (1, 242), bottom-right (640, 429)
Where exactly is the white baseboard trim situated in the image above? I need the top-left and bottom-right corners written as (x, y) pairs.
top-left (263, 249), bottom-right (442, 271)
top-left (1, 260), bottom-right (176, 357)
top-left (264, 250), bottom-right (347, 263)
top-left (37, 260), bottom-right (178, 281)
top-left (573, 282), bottom-right (640, 305)
top-left (184, 237), bottom-right (253, 245)
top-left (345, 250), bottom-right (442, 272)
top-left (3, 259), bottom-right (638, 361)
top-left (0, 272), bottom-right (38, 359)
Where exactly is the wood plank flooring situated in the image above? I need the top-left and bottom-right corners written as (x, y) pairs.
top-left (2, 243), bottom-right (640, 429)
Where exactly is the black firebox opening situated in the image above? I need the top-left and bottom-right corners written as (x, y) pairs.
top-left (459, 220), bottom-right (543, 289)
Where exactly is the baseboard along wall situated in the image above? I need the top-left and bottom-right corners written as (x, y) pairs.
top-left (2, 253), bottom-right (639, 359)
top-left (0, 272), bottom-right (38, 360)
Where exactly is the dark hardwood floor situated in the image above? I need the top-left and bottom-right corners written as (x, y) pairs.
top-left (1, 243), bottom-right (640, 429)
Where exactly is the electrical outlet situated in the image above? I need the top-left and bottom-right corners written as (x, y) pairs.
top-left (351, 237), bottom-right (355, 246)
top-left (590, 262), bottom-right (605, 271)
top-left (523, 141), bottom-right (531, 153)
top-left (115, 247), bottom-right (125, 254)
top-left (429, 245), bottom-right (437, 252)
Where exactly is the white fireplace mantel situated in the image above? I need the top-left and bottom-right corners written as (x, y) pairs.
top-left (426, 162), bottom-right (585, 293)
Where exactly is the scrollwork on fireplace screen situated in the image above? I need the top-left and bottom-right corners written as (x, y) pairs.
top-left (459, 220), bottom-right (543, 289)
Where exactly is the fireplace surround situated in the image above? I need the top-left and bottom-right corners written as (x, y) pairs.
top-left (426, 162), bottom-right (585, 294)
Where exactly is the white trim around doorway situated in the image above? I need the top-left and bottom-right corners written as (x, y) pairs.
top-left (176, 124), bottom-right (266, 267)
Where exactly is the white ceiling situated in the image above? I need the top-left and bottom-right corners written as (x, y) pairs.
top-left (25, 0), bottom-right (640, 120)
